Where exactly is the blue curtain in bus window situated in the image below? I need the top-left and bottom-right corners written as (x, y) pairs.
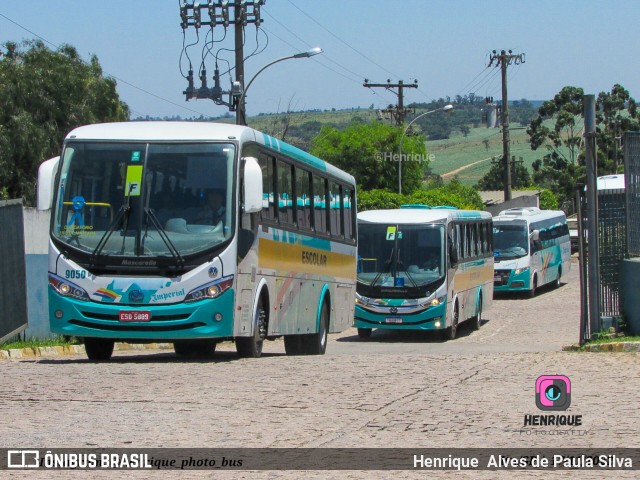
top-left (277, 160), bottom-right (294, 224)
top-left (329, 181), bottom-right (342, 237)
top-left (296, 168), bottom-right (312, 229)
top-left (259, 155), bottom-right (276, 220)
top-left (313, 175), bottom-right (327, 234)
top-left (343, 187), bottom-right (354, 240)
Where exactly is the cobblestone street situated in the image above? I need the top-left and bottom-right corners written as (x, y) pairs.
top-left (2, 261), bottom-right (639, 479)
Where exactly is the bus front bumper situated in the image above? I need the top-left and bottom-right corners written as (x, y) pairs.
top-left (354, 302), bottom-right (447, 331)
top-left (493, 268), bottom-right (531, 292)
top-left (48, 287), bottom-right (235, 340)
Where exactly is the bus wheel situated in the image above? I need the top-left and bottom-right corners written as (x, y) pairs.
top-left (553, 268), bottom-right (562, 289)
top-left (471, 295), bottom-right (483, 331)
top-left (301, 301), bottom-right (329, 355)
top-left (443, 303), bottom-right (459, 340)
top-left (357, 328), bottom-right (372, 339)
top-left (174, 340), bottom-right (217, 358)
top-left (284, 335), bottom-right (303, 355)
top-left (236, 298), bottom-right (267, 358)
top-left (84, 338), bottom-right (114, 361)
top-left (528, 274), bottom-right (538, 298)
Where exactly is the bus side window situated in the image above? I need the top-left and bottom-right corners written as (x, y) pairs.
top-left (343, 187), bottom-right (355, 241)
top-left (329, 181), bottom-right (343, 237)
top-left (295, 168), bottom-right (312, 229)
top-left (258, 154), bottom-right (276, 221)
top-left (313, 175), bottom-right (328, 234)
top-left (277, 160), bottom-right (294, 225)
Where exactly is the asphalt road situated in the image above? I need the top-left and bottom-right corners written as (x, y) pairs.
top-left (2, 259), bottom-right (639, 479)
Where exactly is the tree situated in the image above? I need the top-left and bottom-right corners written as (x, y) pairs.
top-left (475, 157), bottom-right (532, 191)
top-left (526, 84), bottom-right (640, 211)
top-left (310, 121), bottom-right (427, 194)
top-left (0, 40), bottom-right (129, 205)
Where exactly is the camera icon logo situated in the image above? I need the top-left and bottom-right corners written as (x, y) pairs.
top-left (535, 375), bottom-right (571, 411)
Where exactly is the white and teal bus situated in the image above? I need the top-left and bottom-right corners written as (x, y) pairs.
top-left (493, 207), bottom-right (571, 297)
top-left (355, 206), bottom-right (493, 340)
top-left (38, 122), bottom-right (357, 360)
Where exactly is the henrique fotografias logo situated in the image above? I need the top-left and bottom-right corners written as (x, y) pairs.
top-left (536, 375), bottom-right (571, 411)
top-left (522, 375), bottom-right (583, 429)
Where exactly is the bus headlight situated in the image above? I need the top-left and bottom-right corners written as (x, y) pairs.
top-left (185, 275), bottom-right (234, 302)
top-left (515, 267), bottom-right (530, 275)
top-left (355, 294), bottom-right (370, 306)
top-left (430, 295), bottom-right (446, 307)
top-left (48, 274), bottom-right (90, 301)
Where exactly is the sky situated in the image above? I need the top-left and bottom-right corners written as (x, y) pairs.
top-left (1, 1), bottom-right (639, 120)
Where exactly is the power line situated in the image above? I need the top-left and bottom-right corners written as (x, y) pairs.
top-left (285, 0), bottom-right (401, 80)
top-left (0, 11), bottom-right (209, 117)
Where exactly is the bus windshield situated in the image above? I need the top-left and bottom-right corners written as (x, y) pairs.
top-left (52, 141), bottom-right (235, 259)
top-left (493, 222), bottom-right (528, 258)
top-left (357, 223), bottom-right (445, 290)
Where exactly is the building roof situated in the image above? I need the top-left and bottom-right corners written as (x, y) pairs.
top-left (478, 190), bottom-right (540, 206)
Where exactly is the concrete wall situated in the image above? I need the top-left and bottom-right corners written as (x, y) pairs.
top-left (23, 208), bottom-right (51, 339)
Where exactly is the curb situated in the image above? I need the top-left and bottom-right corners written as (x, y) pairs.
top-left (562, 342), bottom-right (640, 352)
top-left (0, 343), bottom-right (173, 360)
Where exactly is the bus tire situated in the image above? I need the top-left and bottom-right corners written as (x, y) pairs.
top-left (443, 303), bottom-right (459, 340)
top-left (84, 338), bottom-right (114, 361)
top-left (553, 268), bottom-right (562, 289)
top-left (357, 328), bottom-right (372, 339)
top-left (236, 296), bottom-right (267, 358)
top-left (174, 340), bottom-right (217, 358)
top-left (301, 300), bottom-right (329, 355)
top-left (528, 274), bottom-right (538, 298)
top-left (472, 295), bottom-right (483, 331)
top-left (284, 335), bottom-right (303, 355)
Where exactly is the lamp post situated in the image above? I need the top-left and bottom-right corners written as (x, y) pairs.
top-left (398, 104), bottom-right (453, 194)
top-left (236, 47), bottom-right (323, 125)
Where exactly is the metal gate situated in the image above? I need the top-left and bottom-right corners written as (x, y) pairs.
top-left (0, 199), bottom-right (28, 343)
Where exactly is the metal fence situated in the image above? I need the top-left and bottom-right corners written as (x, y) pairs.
top-left (0, 199), bottom-right (28, 343)
top-left (625, 131), bottom-right (640, 256)
top-left (597, 189), bottom-right (626, 318)
top-left (578, 185), bottom-right (626, 336)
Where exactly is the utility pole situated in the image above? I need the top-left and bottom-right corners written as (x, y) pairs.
top-left (489, 50), bottom-right (525, 201)
top-left (179, 1), bottom-right (264, 119)
top-left (234, 1), bottom-right (245, 125)
top-left (584, 94), bottom-right (601, 340)
top-left (363, 79), bottom-right (418, 126)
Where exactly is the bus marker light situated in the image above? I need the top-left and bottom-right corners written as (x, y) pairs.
top-left (55, 310), bottom-right (64, 319)
top-left (434, 321), bottom-right (441, 327)
top-left (214, 313), bottom-right (223, 322)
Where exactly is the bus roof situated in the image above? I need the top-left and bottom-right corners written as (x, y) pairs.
top-left (493, 207), bottom-right (566, 224)
top-left (358, 208), bottom-right (491, 224)
top-left (64, 121), bottom-right (355, 186)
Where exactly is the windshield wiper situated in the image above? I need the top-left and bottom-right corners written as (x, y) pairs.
top-left (91, 204), bottom-right (131, 259)
top-left (370, 253), bottom-right (394, 287)
top-left (396, 260), bottom-right (418, 288)
top-left (143, 207), bottom-right (184, 265)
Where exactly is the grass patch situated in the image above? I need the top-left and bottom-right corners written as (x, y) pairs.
top-left (583, 335), bottom-right (640, 346)
top-left (0, 336), bottom-right (79, 351)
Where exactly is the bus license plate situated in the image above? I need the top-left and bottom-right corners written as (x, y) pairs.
top-left (385, 317), bottom-right (403, 324)
top-left (119, 310), bottom-right (151, 322)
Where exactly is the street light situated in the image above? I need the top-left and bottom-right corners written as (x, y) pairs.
top-left (398, 104), bottom-right (453, 194)
top-left (236, 47), bottom-right (323, 125)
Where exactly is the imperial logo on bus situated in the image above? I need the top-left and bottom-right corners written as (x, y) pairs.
top-left (119, 310), bottom-right (151, 322)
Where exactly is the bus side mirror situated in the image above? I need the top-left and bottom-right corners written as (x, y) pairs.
top-left (530, 229), bottom-right (540, 242)
top-left (242, 157), bottom-right (263, 214)
top-left (37, 156), bottom-right (60, 211)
